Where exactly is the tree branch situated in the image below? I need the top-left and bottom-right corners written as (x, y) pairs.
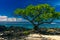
top-left (22, 16), bottom-right (36, 26)
top-left (32, 11), bottom-right (43, 21)
top-left (43, 18), bottom-right (55, 24)
top-left (37, 18), bottom-right (55, 26)
top-left (38, 21), bottom-right (44, 26)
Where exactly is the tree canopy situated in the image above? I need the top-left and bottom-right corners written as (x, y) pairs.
top-left (14, 4), bottom-right (60, 30)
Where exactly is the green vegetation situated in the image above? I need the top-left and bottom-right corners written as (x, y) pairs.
top-left (23, 31), bottom-right (30, 35)
top-left (14, 4), bottom-right (60, 31)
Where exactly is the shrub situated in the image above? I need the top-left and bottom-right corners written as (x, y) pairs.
top-left (23, 31), bottom-right (30, 35)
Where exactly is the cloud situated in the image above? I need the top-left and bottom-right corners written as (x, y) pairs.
top-left (17, 18), bottom-right (22, 21)
top-left (0, 16), bottom-right (17, 22)
top-left (0, 16), bottom-right (7, 21)
top-left (16, 18), bottom-right (28, 22)
top-left (0, 15), bottom-right (28, 22)
top-left (7, 18), bottom-right (16, 22)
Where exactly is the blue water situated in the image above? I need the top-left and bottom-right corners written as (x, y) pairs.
top-left (0, 22), bottom-right (60, 29)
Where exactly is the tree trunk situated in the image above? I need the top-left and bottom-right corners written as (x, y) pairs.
top-left (34, 25), bottom-right (39, 30)
top-left (33, 25), bottom-right (39, 33)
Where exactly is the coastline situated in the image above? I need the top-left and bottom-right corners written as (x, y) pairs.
top-left (42, 35), bottom-right (60, 40)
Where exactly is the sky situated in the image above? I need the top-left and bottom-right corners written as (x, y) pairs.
top-left (0, 0), bottom-right (60, 17)
top-left (0, 0), bottom-right (60, 22)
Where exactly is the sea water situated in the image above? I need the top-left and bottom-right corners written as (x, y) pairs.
top-left (0, 21), bottom-right (60, 29)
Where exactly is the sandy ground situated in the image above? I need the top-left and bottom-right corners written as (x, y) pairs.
top-left (42, 35), bottom-right (60, 40)
top-left (25, 34), bottom-right (60, 40)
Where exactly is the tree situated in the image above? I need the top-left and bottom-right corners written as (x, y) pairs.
top-left (14, 4), bottom-right (60, 31)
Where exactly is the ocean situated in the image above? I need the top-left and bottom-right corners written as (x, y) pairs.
top-left (0, 21), bottom-right (60, 29)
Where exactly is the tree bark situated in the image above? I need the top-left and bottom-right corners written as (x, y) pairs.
top-left (33, 25), bottom-right (39, 33)
top-left (34, 25), bottom-right (39, 31)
